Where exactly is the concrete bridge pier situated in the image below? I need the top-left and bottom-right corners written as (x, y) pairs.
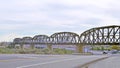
top-left (20, 43), bottom-right (24, 49)
top-left (47, 44), bottom-right (52, 53)
top-left (30, 43), bottom-right (35, 49)
top-left (76, 44), bottom-right (84, 53)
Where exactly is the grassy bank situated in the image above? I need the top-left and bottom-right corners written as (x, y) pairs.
top-left (0, 48), bottom-right (74, 54)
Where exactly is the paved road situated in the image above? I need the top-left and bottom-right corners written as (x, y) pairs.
top-left (89, 54), bottom-right (120, 68)
top-left (0, 54), bottom-right (107, 68)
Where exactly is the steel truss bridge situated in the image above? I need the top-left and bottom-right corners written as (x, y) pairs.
top-left (13, 25), bottom-right (120, 45)
top-left (13, 25), bottom-right (120, 52)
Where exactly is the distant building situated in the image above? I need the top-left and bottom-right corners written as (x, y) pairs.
top-left (0, 42), bottom-right (12, 48)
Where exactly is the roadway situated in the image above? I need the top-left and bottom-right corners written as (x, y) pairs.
top-left (88, 54), bottom-right (120, 68)
top-left (0, 54), bottom-right (108, 68)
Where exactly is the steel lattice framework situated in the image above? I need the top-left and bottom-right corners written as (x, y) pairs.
top-left (50, 32), bottom-right (79, 45)
top-left (13, 25), bottom-right (120, 45)
top-left (22, 37), bottom-right (33, 44)
top-left (33, 35), bottom-right (49, 44)
top-left (79, 25), bottom-right (120, 45)
top-left (13, 38), bottom-right (22, 44)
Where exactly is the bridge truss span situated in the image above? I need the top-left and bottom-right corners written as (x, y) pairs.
top-left (79, 25), bottom-right (120, 45)
top-left (13, 25), bottom-right (120, 45)
top-left (50, 32), bottom-right (79, 45)
top-left (33, 35), bottom-right (49, 44)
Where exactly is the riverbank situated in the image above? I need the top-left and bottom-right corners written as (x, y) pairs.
top-left (0, 48), bottom-right (74, 54)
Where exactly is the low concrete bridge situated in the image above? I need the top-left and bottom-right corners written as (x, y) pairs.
top-left (13, 25), bottom-right (120, 53)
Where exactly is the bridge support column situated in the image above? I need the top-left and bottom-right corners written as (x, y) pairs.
top-left (15, 44), bottom-right (21, 49)
top-left (47, 44), bottom-right (52, 50)
top-left (76, 44), bottom-right (84, 53)
top-left (20, 43), bottom-right (24, 49)
top-left (47, 44), bottom-right (52, 54)
top-left (31, 44), bottom-right (35, 49)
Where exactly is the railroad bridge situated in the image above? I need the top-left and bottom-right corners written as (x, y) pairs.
top-left (13, 25), bottom-right (120, 53)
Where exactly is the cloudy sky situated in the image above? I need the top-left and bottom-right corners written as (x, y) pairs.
top-left (0, 0), bottom-right (120, 42)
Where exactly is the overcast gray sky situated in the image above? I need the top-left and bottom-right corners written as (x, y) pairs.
top-left (0, 0), bottom-right (120, 42)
